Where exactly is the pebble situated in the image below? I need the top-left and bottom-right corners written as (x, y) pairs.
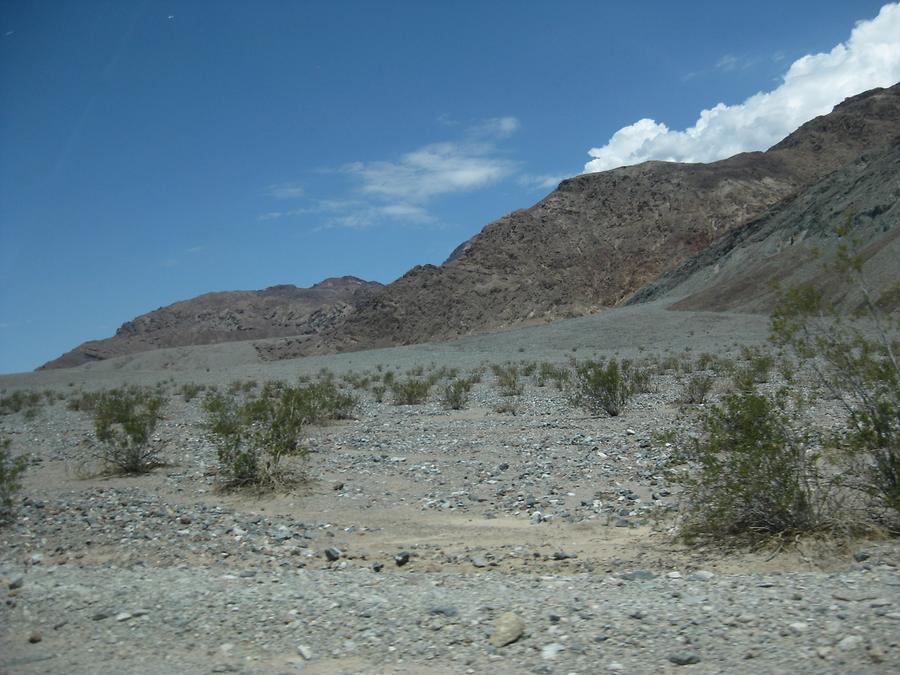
top-left (541, 643), bottom-right (564, 659)
top-left (324, 547), bottom-right (342, 562)
top-left (837, 635), bottom-right (864, 651)
top-left (297, 644), bottom-right (313, 660)
top-left (28, 631), bottom-right (42, 644)
top-left (668, 650), bottom-right (701, 665)
top-left (394, 551), bottom-right (411, 567)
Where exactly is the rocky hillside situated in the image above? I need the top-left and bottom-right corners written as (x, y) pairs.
top-left (629, 136), bottom-right (900, 313)
top-left (40, 277), bottom-right (382, 369)
top-left (257, 83), bottom-right (900, 361)
top-left (43, 84), bottom-right (900, 369)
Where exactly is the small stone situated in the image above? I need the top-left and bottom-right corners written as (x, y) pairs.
top-left (471, 556), bottom-right (488, 568)
top-left (868, 644), bottom-right (885, 663)
top-left (669, 650), bottom-right (701, 666)
top-left (621, 569), bottom-right (657, 581)
top-left (614, 517), bottom-right (630, 527)
top-left (297, 644), bottom-right (313, 660)
top-left (8, 576), bottom-right (23, 590)
top-left (490, 612), bottom-right (525, 647)
top-left (541, 643), bottom-right (564, 660)
top-left (869, 598), bottom-right (891, 608)
top-left (789, 622), bottom-right (808, 635)
top-left (115, 612), bottom-right (132, 622)
top-left (394, 551), bottom-right (410, 567)
top-left (238, 570), bottom-right (256, 578)
top-left (430, 606), bottom-right (458, 617)
top-left (28, 631), bottom-right (42, 644)
top-left (179, 514), bottom-right (192, 525)
top-left (552, 551), bottom-right (576, 560)
top-left (92, 611), bottom-right (110, 621)
top-left (688, 570), bottom-right (715, 581)
top-left (607, 662), bottom-right (624, 671)
top-left (333, 482), bottom-right (344, 491)
top-left (324, 547), bottom-right (342, 562)
top-left (837, 635), bottom-right (863, 651)
top-left (666, 571), bottom-right (682, 579)
top-left (30, 553), bottom-right (43, 565)
top-left (531, 511), bottom-right (543, 525)
top-left (816, 646), bottom-right (833, 660)
top-left (853, 551), bottom-right (871, 562)
top-left (372, 562), bottom-right (383, 572)
top-left (626, 429), bottom-right (636, 435)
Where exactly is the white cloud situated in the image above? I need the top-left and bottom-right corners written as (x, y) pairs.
top-left (342, 117), bottom-right (519, 206)
top-left (264, 182), bottom-right (305, 199)
top-left (519, 173), bottom-right (569, 190)
top-left (584, 3), bottom-right (900, 173)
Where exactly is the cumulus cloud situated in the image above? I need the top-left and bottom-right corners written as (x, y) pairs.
top-left (584, 3), bottom-right (900, 173)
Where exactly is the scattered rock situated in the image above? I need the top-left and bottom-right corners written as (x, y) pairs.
top-left (324, 547), bottom-right (342, 562)
top-left (28, 631), bottom-right (42, 644)
top-left (394, 551), bottom-right (410, 567)
top-left (297, 644), bottom-right (313, 660)
top-left (668, 650), bottom-right (701, 666)
top-left (490, 612), bottom-right (525, 648)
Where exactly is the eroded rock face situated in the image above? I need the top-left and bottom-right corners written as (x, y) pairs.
top-left (257, 83), bottom-right (900, 362)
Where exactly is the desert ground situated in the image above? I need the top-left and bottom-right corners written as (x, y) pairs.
top-left (1, 302), bottom-right (897, 674)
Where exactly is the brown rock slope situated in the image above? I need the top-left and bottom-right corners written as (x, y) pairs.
top-left (628, 135), bottom-right (900, 313)
top-left (257, 83), bottom-right (900, 361)
top-left (40, 277), bottom-right (382, 369)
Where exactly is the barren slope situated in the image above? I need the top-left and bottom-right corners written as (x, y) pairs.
top-left (629, 136), bottom-right (900, 313)
top-left (41, 277), bottom-right (381, 369)
top-left (258, 83), bottom-right (900, 361)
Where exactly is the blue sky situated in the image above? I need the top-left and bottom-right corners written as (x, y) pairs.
top-left (1, 1), bottom-right (898, 373)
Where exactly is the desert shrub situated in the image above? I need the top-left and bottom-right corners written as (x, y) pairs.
top-left (492, 364), bottom-right (524, 397)
top-left (772, 273), bottom-right (899, 516)
top-left (674, 386), bottom-right (836, 540)
top-left (90, 387), bottom-right (166, 474)
top-left (493, 398), bottom-right (520, 415)
top-left (371, 384), bottom-right (387, 403)
top-left (205, 380), bottom-right (355, 488)
top-left (382, 370), bottom-right (396, 386)
top-left (535, 362), bottom-right (569, 389)
top-left (0, 391), bottom-right (48, 419)
top-left (0, 437), bottom-right (27, 522)
top-left (443, 378), bottom-right (473, 410)
top-left (67, 390), bottom-right (101, 412)
top-left (681, 374), bottom-right (715, 405)
top-left (179, 383), bottom-right (206, 402)
top-left (736, 346), bottom-right (775, 386)
top-left (391, 378), bottom-right (431, 405)
top-left (573, 359), bottom-right (642, 417)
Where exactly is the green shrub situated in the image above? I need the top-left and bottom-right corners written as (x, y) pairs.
top-left (205, 380), bottom-right (355, 489)
top-left (772, 277), bottom-right (899, 516)
top-left (391, 378), bottom-right (431, 405)
top-left (492, 364), bottom-right (524, 397)
top-left (573, 359), bottom-right (641, 417)
top-left (535, 362), bottom-right (570, 389)
top-left (443, 378), bottom-right (473, 410)
top-left (0, 391), bottom-right (44, 419)
top-left (0, 437), bottom-right (27, 522)
top-left (179, 383), bottom-right (206, 402)
top-left (371, 384), bottom-right (387, 403)
top-left (67, 390), bottom-right (101, 412)
top-left (90, 387), bottom-right (166, 474)
top-left (674, 387), bottom-right (832, 540)
top-left (681, 374), bottom-right (714, 405)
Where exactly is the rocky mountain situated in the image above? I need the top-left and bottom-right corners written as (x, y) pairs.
top-left (256, 83), bottom-right (900, 362)
top-left (40, 277), bottom-right (382, 369)
top-left (43, 83), bottom-right (900, 369)
top-left (628, 136), bottom-right (900, 313)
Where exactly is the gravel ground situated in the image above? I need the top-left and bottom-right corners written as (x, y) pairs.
top-left (1, 305), bottom-right (898, 674)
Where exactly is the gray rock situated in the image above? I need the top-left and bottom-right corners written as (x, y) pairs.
top-left (621, 569), bottom-right (657, 581)
top-left (490, 612), bottom-right (525, 647)
top-left (8, 575), bottom-right (24, 590)
top-left (324, 547), bottom-right (342, 562)
top-left (669, 650), bottom-right (701, 665)
top-left (394, 551), bottom-right (410, 566)
top-left (297, 644), bottom-right (313, 660)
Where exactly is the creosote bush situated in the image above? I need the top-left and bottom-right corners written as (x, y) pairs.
top-left (205, 379), bottom-right (356, 489)
top-left (391, 378), bottom-right (431, 405)
top-left (492, 364), bottom-right (524, 397)
top-left (681, 374), bottom-right (714, 405)
top-left (1, 437), bottom-right (27, 522)
top-left (771, 261), bottom-right (899, 517)
top-left (674, 386), bottom-right (835, 541)
top-left (442, 378), bottom-right (473, 410)
top-left (90, 386), bottom-right (166, 474)
top-left (573, 359), bottom-right (645, 417)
